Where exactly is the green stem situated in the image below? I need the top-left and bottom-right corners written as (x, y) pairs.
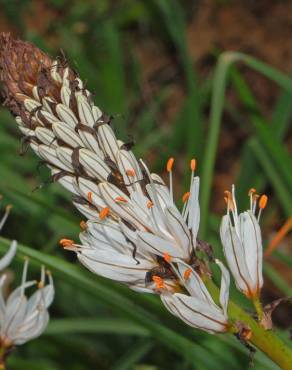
top-left (252, 295), bottom-right (264, 322)
top-left (206, 280), bottom-right (292, 370)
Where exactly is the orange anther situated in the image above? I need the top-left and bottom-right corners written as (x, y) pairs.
top-left (182, 191), bottom-right (190, 203)
top-left (248, 188), bottom-right (257, 196)
top-left (147, 201), bottom-right (153, 209)
top-left (126, 169), bottom-right (136, 177)
top-left (163, 253), bottom-right (172, 263)
top-left (152, 275), bottom-right (165, 289)
top-left (190, 158), bottom-right (196, 171)
top-left (259, 195), bottom-right (268, 209)
top-left (166, 157), bottom-right (174, 172)
top-left (59, 238), bottom-right (75, 247)
top-left (99, 207), bottom-right (110, 219)
top-left (224, 190), bottom-right (234, 210)
top-left (224, 190), bottom-right (232, 199)
top-left (115, 196), bottom-right (128, 203)
top-left (184, 268), bottom-right (192, 280)
top-left (87, 192), bottom-right (93, 203)
top-left (80, 220), bottom-right (87, 230)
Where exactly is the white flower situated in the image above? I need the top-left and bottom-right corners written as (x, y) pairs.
top-left (220, 186), bottom-right (266, 298)
top-left (160, 259), bottom-right (230, 334)
top-left (0, 260), bottom-right (54, 348)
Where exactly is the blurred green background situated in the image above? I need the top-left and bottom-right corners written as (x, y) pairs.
top-left (0, 0), bottom-right (291, 369)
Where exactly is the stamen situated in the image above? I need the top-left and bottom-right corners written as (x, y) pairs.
top-left (59, 238), bottom-right (75, 247)
top-left (99, 206), bottom-right (110, 219)
top-left (166, 157), bottom-right (174, 172)
top-left (21, 257), bottom-right (29, 296)
top-left (258, 194), bottom-right (268, 221)
top-left (38, 265), bottom-right (45, 289)
top-left (152, 275), bottom-right (165, 289)
top-left (182, 191), bottom-right (190, 203)
top-left (167, 157), bottom-right (174, 201)
top-left (147, 201), bottom-right (153, 209)
top-left (259, 195), bottom-right (268, 209)
top-left (80, 220), bottom-right (87, 230)
top-left (190, 158), bottom-right (196, 172)
top-left (224, 190), bottom-right (234, 211)
top-left (184, 268), bottom-right (192, 281)
top-left (0, 204), bottom-right (12, 232)
top-left (87, 191), bottom-right (93, 203)
top-left (248, 188), bottom-right (257, 196)
top-left (163, 253), bottom-right (172, 263)
top-left (252, 194), bottom-right (259, 214)
top-left (126, 169), bottom-right (136, 177)
top-left (115, 196), bottom-right (128, 203)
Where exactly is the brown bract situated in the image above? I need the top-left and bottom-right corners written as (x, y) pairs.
top-left (0, 33), bottom-right (76, 122)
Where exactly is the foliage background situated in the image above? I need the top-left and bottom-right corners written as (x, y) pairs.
top-left (0, 0), bottom-right (291, 369)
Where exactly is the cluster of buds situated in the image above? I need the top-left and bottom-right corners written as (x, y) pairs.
top-left (0, 34), bottom-right (267, 335)
top-left (0, 200), bottom-right (54, 365)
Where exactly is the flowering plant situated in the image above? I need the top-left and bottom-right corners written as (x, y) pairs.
top-left (0, 34), bottom-right (291, 369)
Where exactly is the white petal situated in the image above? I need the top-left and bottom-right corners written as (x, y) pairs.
top-left (78, 249), bottom-right (152, 283)
top-left (77, 95), bottom-right (95, 127)
top-left (56, 147), bottom-right (74, 170)
top-left (24, 99), bottom-right (41, 112)
top-left (0, 241), bottom-right (17, 271)
top-left (78, 129), bottom-right (104, 156)
top-left (138, 232), bottom-right (184, 259)
top-left (56, 104), bottom-right (78, 129)
top-left (52, 122), bottom-right (84, 148)
top-left (60, 86), bottom-right (71, 107)
top-left (215, 259), bottom-right (230, 317)
top-left (220, 215), bottom-right (253, 295)
top-left (97, 125), bottom-right (119, 162)
top-left (161, 293), bottom-right (227, 333)
top-left (240, 211), bottom-right (263, 293)
top-left (38, 145), bottom-right (72, 171)
top-left (164, 206), bottom-right (191, 258)
top-left (92, 106), bottom-right (103, 121)
top-left (79, 148), bottom-right (110, 181)
top-left (35, 127), bottom-right (56, 146)
top-left (177, 262), bottom-right (215, 306)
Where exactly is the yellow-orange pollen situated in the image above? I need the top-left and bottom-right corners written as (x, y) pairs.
top-left (126, 169), bottom-right (136, 177)
top-left (184, 268), bottom-right (192, 280)
top-left (147, 201), bottom-right (154, 209)
top-left (248, 188), bottom-right (257, 197)
top-left (182, 191), bottom-right (190, 203)
top-left (99, 207), bottom-right (110, 219)
top-left (166, 157), bottom-right (174, 172)
top-left (224, 190), bottom-right (234, 210)
top-left (115, 196), bottom-right (128, 203)
top-left (163, 253), bottom-right (172, 263)
top-left (152, 275), bottom-right (165, 289)
top-left (259, 194), bottom-right (268, 209)
top-left (190, 158), bottom-right (196, 171)
top-left (87, 192), bottom-right (93, 203)
top-left (59, 238), bottom-right (75, 248)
